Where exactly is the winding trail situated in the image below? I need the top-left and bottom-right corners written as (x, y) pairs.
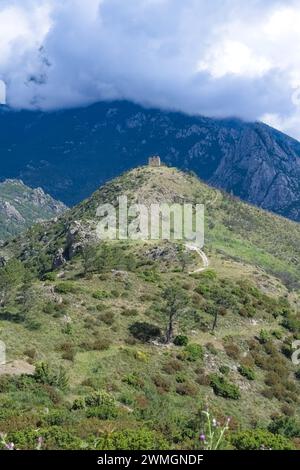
top-left (185, 243), bottom-right (209, 274)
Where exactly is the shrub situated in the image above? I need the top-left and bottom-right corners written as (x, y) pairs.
top-left (152, 374), bottom-right (171, 392)
top-left (259, 329), bottom-right (271, 344)
top-left (72, 390), bottom-right (116, 410)
top-left (173, 335), bottom-right (189, 347)
top-left (86, 404), bottom-right (119, 420)
top-left (43, 409), bottom-right (72, 427)
top-left (99, 311), bottom-right (115, 326)
top-left (163, 359), bottom-right (183, 374)
top-left (34, 362), bottom-right (69, 391)
top-left (25, 316), bottom-right (42, 331)
top-left (184, 343), bottom-right (203, 362)
top-left (55, 282), bottom-right (76, 294)
top-left (224, 343), bottom-right (240, 360)
top-left (121, 308), bottom-right (138, 317)
top-left (219, 365), bottom-right (230, 375)
top-left (199, 269), bottom-right (217, 280)
top-left (43, 272), bottom-right (57, 282)
top-left (134, 350), bottom-right (149, 363)
top-left (231, 429), bottom-right (294, 450)
top-left (59, 342), bottom-right (76, 361)
top-left (282, 315), bottom-right (300, 334)
top-left (272, 330), bottom-right (283, 340)
top-left (24, 348), bottom-right (37, 359)
top-left (175, 382), bottom-right (198, 397)
top-left (91, 338), bottom-right (111, 351)
top-left (129, 322), bottom-right (161, 342)
top-left (94, 428), bottom-right (168, 450)
top-left (238, 365), bottom-right (255, 381)
top-left (295, 369), bottom-right (300, 380)
top-left (175, 372), bottom-right (186, 383)
top-left (268, 416), bottom-right (300, 438)
top-left (123, 373), bottom-right (144, 389)
top-left (195, 368), bottom-right (211, 386)
top-left (92, 290), bottom-right (111, 300)
top-left (62, 349), bottom-right (75, 361)
top-left (210, 374), bottom-right (240, 400)
top-left (8, 426), bottom-right (83, 450)
top-left (43, 301), bottom-right (67, 318)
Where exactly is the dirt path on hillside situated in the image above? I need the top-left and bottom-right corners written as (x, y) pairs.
top-left (0, 360), bottom-right (35, 376)
top-left (186, 243), bottom-right (209, 274)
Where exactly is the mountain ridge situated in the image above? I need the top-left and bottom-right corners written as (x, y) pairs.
top-left (0, 100), bottom-right (299, 221)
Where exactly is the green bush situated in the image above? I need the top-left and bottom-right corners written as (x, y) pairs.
top-left (34, 362), bottom-right (69, 391)
top-left (282, 315), bottom-right (300, 334)
top-left (184, 343), bottom-right (203, 362)
top-left (92, 290), bottom-right (111, 300)
top-left (268, 416), bottom-right (300, 438)
top-left (231, 429), bottom-right (294, 450)
top-left (219, 365), bottom-right (230, 375)
top-left (72, 390), bottom-right (116, 410)
top-left (210, 374), bottom-right (240, 400)
top-left (8, 426), bottom-right (83, 450)
top-left (238, 365), bottom-right (255, 381)
top-left (43, 272), bottom-right (57, 282)
top-left (123, 373), bottom-right (144, 389)
top-left (129, 322), bottom-right (161, 342)
top-left (86, 404), bottom-right (119, 420)
top-left (94, 428), bottom-right (169, 450)
top-left (174, 335), bottom-right (189, 346)
top-left (259, 329), bottom-right (271, 344)
top-left (43, 301), bottom-right (67, 318)
top-left (55, 282), bottom-right (76, 294)
top-left (198, 269), bottom-right (217, 280)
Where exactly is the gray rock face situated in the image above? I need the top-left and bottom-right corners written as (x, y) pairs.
top-left (52, 248), bottom-right (66, 269)
top-left (0, 201), bottom-right (25, 222)
top-left (209, 124), bottom-right (300, 220)
top-left (66, 220), bottom-right (99, 259)
top-left (0, 179), bottom-right (67, 240)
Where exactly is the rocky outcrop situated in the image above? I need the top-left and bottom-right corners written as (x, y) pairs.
top-left (66, 220), bottom-right (99, 258)
top-left (0, 179), bottom-right (67, 240)
top-left (0, 201), bottom-right (25, 223)
top-left (52, 248), bottom-right (67, 269)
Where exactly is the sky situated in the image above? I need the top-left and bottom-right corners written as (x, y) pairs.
top-left (1, 0), bottom-right (300, 139)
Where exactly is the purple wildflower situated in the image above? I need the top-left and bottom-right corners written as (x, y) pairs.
top-left (5, 442), bottom-right (14, 450)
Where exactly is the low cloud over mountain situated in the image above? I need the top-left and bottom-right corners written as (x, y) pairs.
top-left (1, 0), bottom-right (300, 139)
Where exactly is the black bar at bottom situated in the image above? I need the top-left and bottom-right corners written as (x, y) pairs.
top-left (0, 450), bottom-right (298, 467)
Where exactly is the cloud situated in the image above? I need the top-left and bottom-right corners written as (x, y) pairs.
top-left (1, 0), bottom-right (300, 139)
top-left (0, 80), bottom-right (6, 104)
